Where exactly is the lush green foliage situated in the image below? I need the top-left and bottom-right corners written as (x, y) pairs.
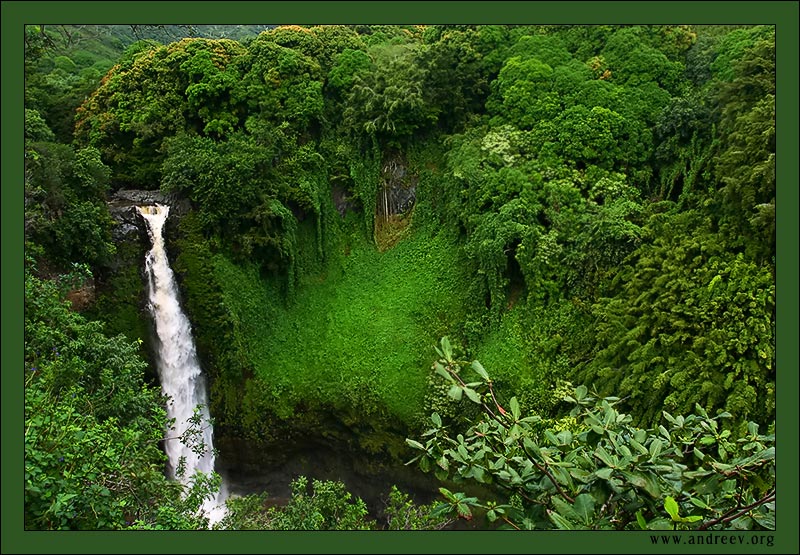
top-left (196, 224), bottom-right (474, 446)
top-left (408, 341), bottom-right (775, 531)
top-left (24, 24), bottom-right (777, 531)
top-left (75, 38), bottom-right (247, 186)
top-left (24, 263), bottom-right (218, 530)
top-left (24, 140), bottom-right (116, 269)
top-left (217, 477), bottom-right (370, 530)
top-left (216, 479), bottom-right (449, 530)
top-left (579, 209), bottom-right (775, 426)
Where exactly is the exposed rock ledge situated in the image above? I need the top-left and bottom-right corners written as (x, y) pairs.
top-left (107, 189), bottom-right (191, 241)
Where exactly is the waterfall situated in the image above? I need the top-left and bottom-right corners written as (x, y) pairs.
top-left (138, 204), bottom-right (227, 525)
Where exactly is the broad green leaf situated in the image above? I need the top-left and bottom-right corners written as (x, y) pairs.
top-left (420, 456), bottom-right (432, 473)
top-left (549, 510), bottom-right (575, 530)
top-left (464, 387), bottom-right (481, 404)
top-left (430, 502), bottom-right (452, 518)
top-left (438, 487), bottom-right (456, 502)
top-left (649, 438), bottom-right (663, 461)
top-left (647, 518), bottom-right (673, 530)
top-left (523, 437), bottom-right (541, 457)
top-left (620, 470), bottom-right (661, 498)
top-left (641, 473), bottom-right (662, 499)
top-left (552, 497), bottom-right (579, 521)
top-left (551, 466), bottom-right (575, 490)
top-left (595, 467), bottom-right (614, 480)
top-left (471, 360), bottom-right (488, 380)
top-left (575, 385), bottom-right (588, 401)
top-left (405, 439), bottom-right (425, 451)
top-left (431, 412), bottom-right (442, 427)
top-left (630, 438), bottom-right (649, 455)
top-left (620, 470), bottom-right (647, 489)
top-left (569, 468), bottom-right (592, 483)
top-left (491, 456), bottom-right (507, 470)
top-left (664, 496), bottom-right (680, 521)
top-left (595, 445), bottom-right (616, 468)
top-left (441, 336), bottom-right (453, 361)
top-left (556, 430), bottom-right (573, 446)
top-left (603, 406), bottom-right (615, 427)
top-left (573, 494), bottom-right (595, 525)
top-left (434, 362), bottom-right (453, 382)
top-left (636, 510), bottom-right (647, 530)
top-left (735, 446), bottom-right (775, 467)
top-left (447, 385), bottom-right (463, 401)
top-left (751, 511), bottom-right (775, 530)
top-left (510, 397), bottom-right (521, 420)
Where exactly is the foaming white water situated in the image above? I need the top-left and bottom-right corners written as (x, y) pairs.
top-left (138, 204), bottom-right (227, 525)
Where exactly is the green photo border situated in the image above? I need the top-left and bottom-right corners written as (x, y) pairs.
top-left (3, 2), bottom-right (797, 553)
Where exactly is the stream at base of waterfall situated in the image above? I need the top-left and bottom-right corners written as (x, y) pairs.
top-left (138, 204), bottom-right (227, 525)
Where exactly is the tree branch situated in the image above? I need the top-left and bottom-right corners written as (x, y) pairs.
top-left (445, 359), bottom-right (575, 505)
top-left (697, 489), bottom-right (775, 531)
top-left (518, 437), bottom-right (575, 504)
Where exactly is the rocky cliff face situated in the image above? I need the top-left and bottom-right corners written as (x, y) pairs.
top-left (107, 189), bottom-right (192, 243)
top-left (88, 190), bottom-right (194, 379)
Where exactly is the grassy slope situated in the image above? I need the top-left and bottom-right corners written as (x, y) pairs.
top-left (212, 220), bottom-right (472, 430)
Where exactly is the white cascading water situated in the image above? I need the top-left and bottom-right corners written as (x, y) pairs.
top-left (138, 204), bottom-right (227, 525)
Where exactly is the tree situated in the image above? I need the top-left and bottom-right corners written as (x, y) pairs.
top-left (74, 38), bottom-right (246, 187)
top-left (488, 56), bottom-right (560, 130)
top-left (713, 31), bottom-right (775, 264)
top-left (407, 339), bottom-right (775, 531)
top-left (578, 209), bottom-right (775, 426)
top-left (24, 141), bottom-right (115, 269)
top-left (233, 35), bottom-right (324, 134)
top-left (344, 42), bottom-right (438, 146)
top-left (601, 26), bottom-right (685, 94)
top-left (215, 477), bottom-right (371, 530)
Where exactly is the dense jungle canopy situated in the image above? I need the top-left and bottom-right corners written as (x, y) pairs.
top-left (20, 23), bottom-right (781, 535)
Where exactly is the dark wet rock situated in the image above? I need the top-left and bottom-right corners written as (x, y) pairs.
top-left (107, 189), bottom-right (191, 242)
top-left (379, 157), bottom-right (417, 217)
top-left (332, 182), bottom-right (361, 218)
top-left (384, 183), bottom-right (416, 215)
